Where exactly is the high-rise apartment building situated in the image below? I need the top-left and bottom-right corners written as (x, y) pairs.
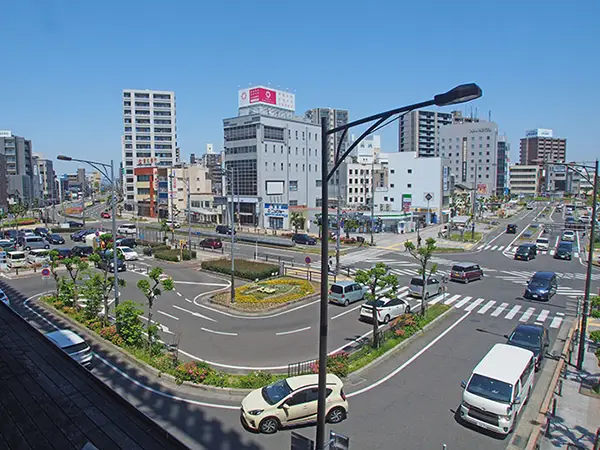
top-left (121, 89), bottom-right (177, 214)
top-left (398, 110), bottom-right (453, 157)
top-left (496, 136), bottom-right (510, 196)
top-left (199, 145), bottom-right (223, 195)
top-left (0, 154), bottom-right (8, 213)
top-left (509, 165), bottom-right (542, 196)
top-left (190, 153), bottom-right (196, 164)
top-left (519, 129), bottom-right (566, 166)
top-left (305, 107), bottom-right (349, 168)
top-left (0, 130), bottom-right (37, 204)
top-left (34, 154), bottom-right (57, 202)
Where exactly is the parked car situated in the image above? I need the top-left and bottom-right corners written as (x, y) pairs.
top-left (216, 225), bottom-right (235, 235)
top-left (0, 240), bottom-right (17, 252)
top-left (524, 271), bottom-right (557, 301)
top-left (199, 238), bottom-right (223, 249)
top-left (34, 227), bottom-right (49, 237)
top-left (45, 329), bottom-right (93, 369)
top-left (408, 277), bottom-right (442, 299)
top-left (0, 288), bottom-right (9, 307)
top-left (71, 246), bottom-right (94, 257)
top-left (100, 211), bottom-right (111, 219)
top-left (27, 249), bottom-right (51, 264)
top-left (66, 221), bottom-right (83, 228)
top-left (561, 230), bottom-right (576, 242)
top-left (505, 323), bottom-right (549, 371)
top-left (6, 251), bottom-right (28, 268)
top-left (535, 237), bottom-right (549, 251)
top-left (240, 374), bottom-right (348, 434)
top-left (291, 233), bottom-right (317, 245)
top-left (117, 223), bottom-right (137, 235)
top-left (55, 248), bottom-right (73, 259)
top-left (554, 241), bottom-right (573, 260)
top-left (579, 215), bottom-right (591, 224)
top-left (117, 246), bottom-right (138, 261)
top-left (165, 220), bottom-right (181, 229)
top-left (21, 236), bottom-right (50, 251)
top-left (95, 251), bottom-right (126, 272)
top-left (114, 237), bottom-right (137, 248)
top-left (46, 233), bottom-right (65, 245)
top-left (329, 281), bottom-right (367, 306)
top-left (71, 229), bottom-right (93, 241)
top-left (450, 262), bottom-right (484, 283)
top-left (3, 230), bottom-right (18, 241)
top-left (360, 295), bottom-right (411, 324)
top-left (514, 244), bottom-right (537, 261)
top-left (506, 224), bottom-right (517, 234)
top-left (526, 204), bottom-right (534, 210)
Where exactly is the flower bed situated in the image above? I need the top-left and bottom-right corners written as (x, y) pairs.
top-left (201, 258), bottom-right (279, 280)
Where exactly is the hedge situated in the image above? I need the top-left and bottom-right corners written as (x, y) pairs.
top-left (51, 227), bottom-right (82, 234)
top-left (201, 258), bottom-right (278, 280)
top-left (5, 218), bottom-right (39, 227)
top-left (154, 249), bottom-right (197, 262)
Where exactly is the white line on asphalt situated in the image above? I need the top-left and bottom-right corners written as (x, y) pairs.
top-left (505, 305), bottom-right (522, 320)
top-left (23, 293), bottom-right (59, 330)
top-left (549, 316), bottom-right (563, 329)
top-left (275, 326), bottom-right (311, 336)
top-left (464, 298), bottom-right (484, 312)
top-left (477, 300), bottom-right (496, 314)
top-left (497, 246), bottom-right (504, 252)
top-left (158, 310), bottom-right (179, 321)
top-left (485, 232), bottom-right (505, 247)
top-left (331, 304), bottom-right (363, 320)
top-left (519, 307), bottom-right (535, 322)
top-left (347, 310), bottom-right (472, 398)
top-left (536, 310), bottom-right (550, 322)
top-left (201, 327), bottom-right (238, 336)
top-left (184, 298), bottom-right (192, 303)
top-left (454, 296), bottom-right (472, 309)
top-left (490, 245), bottom-right (498, 251)
top-left (172, 281), bottom-right (229, 287)
top-left (443, 294), bottom-right (461, 305)
top-left (176, 292), bottom-right (182, 297)
top-left (428, 292), bottom-right (448, 305)
top-left (172, 304), bottom-right (217, 322)
top-left (484, 245), bottom-right (491, 250)
top-left (491, 302), bottom-right (509, 317)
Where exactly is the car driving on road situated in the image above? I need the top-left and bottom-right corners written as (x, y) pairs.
top-left (46, 233), bottom-right (65, 245)
top-left (561, 230), bottom-right (575, 242)
top-left (117, 223), bottom-right (137, 235)
top-left (505, 323), bottom-right (549, 371)
top-left (100, 211), bottom-right (111, 219)
top-left (450, 262), bottom-right (483, 283)
top-left (216, 225), bottom-right (235, 235)
top-left (45, 329), bottom-right (93, 369)
top-left (506, 224), bottom-right (517, 234)
top-left (291, 233), bottom-right (317, 245)
top-left (360, 295), bottom-right (411, 323)
top-left (408, 277), bottom-right (442, 299)
top-left (514, 244), bottom-right (537, 261)
top-left (199, 238), bottom-right (223, 249)
top-left (329, 281), bottom-right (366, 306)
top-left (535, 237), bottom-right (549, 251)
top-left (117, 246), bottom-right (138, 261)
top-left (524, 271), bottom-right (557, 301)
top-left (554, 241), bottom-right (573, 260)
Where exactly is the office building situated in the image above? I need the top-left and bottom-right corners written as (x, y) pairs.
top-left (170, 164), bottom-right (217, 224)
top-left (439, 121), bottom-right (499, 198)
top-left (88, 171), bottom-right (102, 193)
top-left (121, 89), bottom-right (177, 214)
top-left (0, 130), bottom-right (38, 205)
top-left (199, 146), bottom-right (223, 195)
top-left (224, 86), bottom-right (321, 229)
top-left (305, 107), bottom-right (349, 178)
top-left (341, 135), bottom-right (384, 209)
top-left (35, 155), bottom-right (57, 203)
top-left (509, 165), bottom-right (542, 196)
top-left (496, 136), bottom-right (510, 197)
top-left (398, 110), bottom-right (453, 157)
top-left (519, 129), bottom-right (566, 166)
top-left (0, 154), bottom-right (8, 213)
top-left (190, 153), bottom-right (196, 164)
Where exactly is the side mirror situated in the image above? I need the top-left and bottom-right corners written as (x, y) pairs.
top-left (514, 396), bottom-right (521, 405)
top-left (460, 380), bottom-right (467, 389)
top-left (503, 334), bottom-right (509, 339)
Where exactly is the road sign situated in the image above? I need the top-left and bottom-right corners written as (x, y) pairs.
top-left (424, 192), bottom-right (434, 202)
top-left (304, 256), bottom-right (311, 265)
top-left (95, 231), bottom-right (100, 236)
top-left (41, 268), bottom-right (51, 278)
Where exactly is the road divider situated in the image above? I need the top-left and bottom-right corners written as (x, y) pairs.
top-left (275, 326), bottom-right (311, 336)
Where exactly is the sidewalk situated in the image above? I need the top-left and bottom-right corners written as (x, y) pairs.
top-left (540, 321), bottom-right (600, 450)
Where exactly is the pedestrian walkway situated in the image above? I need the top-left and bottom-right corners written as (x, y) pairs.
top-left (477, 242), bottom-right (582, 259)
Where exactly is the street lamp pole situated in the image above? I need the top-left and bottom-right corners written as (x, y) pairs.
top-left (370, 158), bottom-right (375, 245)
top-left (314, 83), bottom-right (483, 449)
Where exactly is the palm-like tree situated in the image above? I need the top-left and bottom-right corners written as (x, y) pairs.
top-left (289, 212), bottom-right (305, 234)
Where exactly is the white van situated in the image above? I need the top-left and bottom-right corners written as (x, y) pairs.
top-left (459, 343), bottom-right (535, 435)
top-left (7, 251), bottom-right (28, 268)
top-left (117, 223), bottom-right (137, 235)
top-left (28, 249), bottom-right (51, 264)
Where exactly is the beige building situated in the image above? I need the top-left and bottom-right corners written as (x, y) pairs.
top-left (509, 165), bottom-right (541, 196)
top-left (170, 165), bottom-right (218, 223)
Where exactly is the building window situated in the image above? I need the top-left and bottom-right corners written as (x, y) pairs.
top-left (281, 163), bottom-right (284, 171)
top-left (384, 196), bottom-right (388, 201)
top-left (302, 131), bottom-right (305, 140)
top-left (407, 183), bottom-right (412, 188)
top-left (273, 144), bottom-right (276, 153)
top-left (349, 178), bottom-right (353, 184)
top-left (295, 130), bottom-right (298, 139)
top-left (265, 162), bottom-right (268, 171)
top-left (390, 183), bottom-right (395, 188)
top-left (349, 187), bottom-right (353, 193)
top-left (302, 148), bottom-right (305, 156)
top-left (486, 144), bottom-right (490, 148)
top-left (390, 169), bottom-right (395, 174)
top-left (281, 145), bottom-right (284, 154)
top-left (295, 164), bottom-right (298, 172)
top-left (407, 169), bottom-right (412, 174)
top-left (302, 164), bottom-right (305, 172)
top-left (390, 198), bottom-right (394, 202)
top-left (316, 198), bottom-right (322, 207)
top-left (349, 169), bottom-right (353, 175)
top-left (308, 164), bottom-right (311, 172)
top-left (296, 147), bottom-right (298, 155)
top-left (273, 162), bottom-right (276, 170)
top-left (316, 180), bottom-right (322, 187)
top-left (289, 200), bottom-right (298, 206)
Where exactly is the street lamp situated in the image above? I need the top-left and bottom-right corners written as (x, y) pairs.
top-left (177, 175), bottom-right (192, 256)
top-left (315, 83), bottom-right (482, 449)
top-left (57, 155), bottom-right (120, 310)
top-left (223, 167), bottom-right (237, 303)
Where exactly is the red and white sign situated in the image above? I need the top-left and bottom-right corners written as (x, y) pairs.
top-left (238, 86), bottom-right (295, 111)
top-left (41, 268), bottom-right (51, 278)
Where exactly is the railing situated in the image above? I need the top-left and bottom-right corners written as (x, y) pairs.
top-left (287, 359), bottom-right (316, 377)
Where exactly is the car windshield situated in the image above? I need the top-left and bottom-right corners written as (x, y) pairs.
top-left (63, 341), bottom-right (89, 354)
top-left (529, 278), bottom-right (549, 288)
top-left (516, 246), bottom-right (530, 253)
top-left (410, 278), bottom-right (424, 286)
top-left (508, 329), bottom-right (541, 349)
top-left (330, 285), bottom-right (344, 294)
top-left (262, 379), bottom-right (292, 405)
top-left (120, 248), bottom-right (133, 253)
top-left (536, 239), bottom-right (548, 244)
top-left (366, 299), bottom-right (388, 307)
top-left (558, 244), bottom-right (572, 250)
top-left (451, 265), bottom-right (466, 272)
top-left (466, 374), bottom-right (513, 404)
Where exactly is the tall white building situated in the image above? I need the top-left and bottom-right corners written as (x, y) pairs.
top-left (121, 89), bottom-right (177, 213)
top-left (398, 110), bottom-right (452, 157)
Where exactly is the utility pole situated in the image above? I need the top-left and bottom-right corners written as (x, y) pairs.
top-left (370, 158), bottom-right (375, 245)
top-left (81, 188), bottom-right (86, 227)
top-left (169, 170), bottom-right (175, 242)
top-left (187, 176), bottom-right (191, 255)
top-left (335, 181), bottom-right (341, 273)
top-left (472, 164), bottom-right (478, 240)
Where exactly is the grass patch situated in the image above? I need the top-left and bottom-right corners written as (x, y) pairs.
top-left (347, 304), bottom-right (451, 373)
top-left (447, 232), bottom-right (482, 243)
top-left (433, 247), bottom-right (465, 253)
top-left (201, 258), bottom-right (279, 280)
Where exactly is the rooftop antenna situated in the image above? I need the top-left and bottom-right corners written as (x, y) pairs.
top-left (488, 110), bottom-right (491, 122)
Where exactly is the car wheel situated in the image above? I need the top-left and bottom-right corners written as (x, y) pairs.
top-left (25, 246), bottom-right (31, 251)
top-left (343, 299), bottom-right (349, 307)
top-left (45, 245), bottom-right (49, 249)
top-left (406, 305), bottom-right (411, 314)
top-left (424, 292), bottom-right (430, 300)
top-left (259, 417), bottom-right (280, 434)
top-left (383, 315), bottom-right (390, 324)
top-left (464, 277), bottom-right (469, 284)
top-left (326, 407), bottom-right (346, 424)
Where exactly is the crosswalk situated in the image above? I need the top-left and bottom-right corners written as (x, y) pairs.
top-left (476, 243), bottom-right (581, 258)
top-left (496, 270), bottom-right (587, 297)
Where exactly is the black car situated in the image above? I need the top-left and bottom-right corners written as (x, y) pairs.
top-left (292, 233), bottom-right (317, 245)
top-left (71, 245), bottom-right (94, 257)
top-left (506, 224), bottom-right (517, 234)
top-left (95, 252), bottom-right (126, 273)
top-left (524, 271), bottom-right (557, 301)
top-left (46, 233), bottom-right (65, 245)
top-left (554, 241), bottom-right (573, 260)
top-left (55, 248), bottom-right (73, 259)
top-left (216, 225), bottom-right (235, 235)
top-left (505, 323), bottom-right (549, 371)
top-left (3, 230), bottom-right (18, 241)
top-left (34, 227), bottom-right (49, 237)
top-left (115, 237), bottom-right (137, 248)
top-left (71, 229), bottom-right (95, 242)
top-left (514, 244), bottom-right (537, 261)
top-left (67, 221), bottom-right (84, 228)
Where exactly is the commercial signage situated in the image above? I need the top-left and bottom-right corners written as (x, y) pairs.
top-left (238, 86), bottom-right (295, 111)
top-left (477, 184), bottom-right (488, 195)
top-left (443, 166), bottom-right (450, 191)
top-left (0, 130), bottom-right (12, 137)
top-left (469, 127), bottom-right (492, 133)
top-left (553, 164), bottom-right (566, 173)
top-left (424, 192), bottom-right (434, 202)
top-left (264, 203), bottom-right (288, 217)
top-left (137, 157), bottom-right (158, 167)
top-left (401, 194), bottom-right (412, 213)
top-left (525, 128), bottom-right (553, 138)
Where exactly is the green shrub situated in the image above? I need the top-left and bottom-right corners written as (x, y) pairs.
top-left (153, 353), bottom-right (178, 374)
top-left (204, 371), bottom-right (228, 387)
top-left (590, 330), bottom-right (600, 344)
top-left (181, 249), bottom-right (196, 260)
top-left (201, 258), bottom-right (278, 280)
top-left (237, 371), bottom-right (275, 389)
top-left (115, 300), bottom-right (144, 348)
top-left (591, 310), bottom-right (600, 319)
top-left (51, 227), bottom-right (81, 234)
top-left (310, 352), bottom-right (349, 378)
top-left (154, 250), bottom-right (179, 262)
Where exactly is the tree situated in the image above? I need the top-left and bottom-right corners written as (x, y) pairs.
top-left (115, 300), bottom-right (144, 348)
top-left (289, 212), bottom-right (305, 234)
top-left (137, 267), bottom-right (174, 348)
top-left (48, 250), bottom-right (62, 299)
top-left (343, 219), bottom-right (360, 239)
top-left (81, 274), bottom-right (104, 321)
top-left (9, 202), bottom-right (28, 236)
top-left (159, 219), bottom-right (170, 243)
top-left (404, 238), bottom-right (438, 316)
top-left (354, 263), bottom-right (399, 348)
top-left (62, 257), bottom-right (89, 310)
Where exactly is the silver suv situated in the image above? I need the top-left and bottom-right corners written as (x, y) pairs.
top-left (329, 281), bottom-right (367, 306)
top-left (408, 277), bottom-right (442, 299)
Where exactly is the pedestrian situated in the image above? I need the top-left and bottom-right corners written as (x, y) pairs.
top-left (328, 256), bottom-right (333, 273)
top-left (417, 235), bottom-right (422, 248)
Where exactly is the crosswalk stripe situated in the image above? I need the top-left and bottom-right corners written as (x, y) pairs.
top-left (465, 298), bottom-right (485, 312)
top-left (454, 296), bottom-right (472, 309)
top-left (497, 246), bottom-right (504, 251)
top-left (490, 245), bottom-right (498, 251)
top-left (549, 250), bottom-right (555, 255)
top-left (536, 310), bottom-right (550, 322)
top-left (444, 294), bottom-right (461, 305)
top-left (549, 316), bottom-right (563, 329)
top-left (477, 245), bottom-right (485, 250)
top-left (428, 293), bottom-right (448, 305)
top-left (505, 305), bottom-right (522, 320)
top-left (519, 307), bottom-right (535, 322)
top-left (478, 300), bottom-right (496, 314)
top-left (484, 245), bottom-right (491, 250)
top-left (491, 302), bottom-right (509, 317)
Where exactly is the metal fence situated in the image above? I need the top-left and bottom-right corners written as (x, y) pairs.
top-left (288, 359), bottom-right (316, 377)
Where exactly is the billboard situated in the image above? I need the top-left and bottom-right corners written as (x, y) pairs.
top-left (552, 164), bottom-right (566, 173)
top-left (402, 194), bottom-right (412, 212)
top-left (238, 86), bottom-right (295, 111)
top-left (477, 184), bottom-right (488, 195)
top-left (264, 203), bottom-right (288, 217)
top-left (525, 128), bottom-right (553, 138)
top-left (0, 130), bottom-right (12, 137)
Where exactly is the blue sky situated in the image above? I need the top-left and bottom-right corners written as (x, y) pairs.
top-left (2, 0), bottom-right (598, 175)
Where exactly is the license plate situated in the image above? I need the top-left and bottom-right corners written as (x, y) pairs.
top-left (533, 294), bottom-right (538, 298)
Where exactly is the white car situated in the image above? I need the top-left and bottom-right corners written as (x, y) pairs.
top-left (579, 215), bottom-right (591, 224)
top-left (117, 223), bottom-right (137, 235)
top-left (240, 374), bottom-right (348, 434)
top-left (360, 295), bottom-right (411, 324)
top-left (117, 246), bottom-right (138, 261)
top-left (165, 220), bottom-right (181, 229)
top-left (561, 230), bottom-right (575, 242)
top-left (535, 237), bottom-right (549, 251)
top-left (45, 329), bottom-right (93, 369)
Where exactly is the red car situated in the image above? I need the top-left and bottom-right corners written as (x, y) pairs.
top-left (199, 238), bottom-right (222, 249)
top-left (100, 211), bottom-right (111, 219)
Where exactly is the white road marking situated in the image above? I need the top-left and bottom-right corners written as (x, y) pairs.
top-left (484, 245), bottom-right (491, 250)
top-left (347, 310), bottom-right (472, 398)
top-left (549, 316), bottom-right (563, 329)
top-left (201, 327), bottom-right (238, 336)
top-left (536, 310), bottom-right (550, 322)
top-left (505, 305), bottom-right (522, 320)
top-left (443, 294), bottom-right (461, 305)
top-left (176, 292), bottom-right (182, 297)
top-left (173, 281), bottom-right (229, 286)
top-left (519, 307), bottom-right (535, 322)
top-left (158, 310), bottom-right (179, 321)
top-left (497, 246), bottom-right (504, 252)
top-left (427, 292), bottom-right (448, 305)
top-left (194, 295), bottom-right (321, 320)
top-left (476, 245), bottom-right (485, 250)
top-left (276, 326), bottom-right (311, 336)
top-left (491, 302), bottom-right (509, 317)
top-left (172, 304), bottom-right (217, 322)
top-left (454, 296), bottom-right (472, 309)
top-left (331, 304), bottom-right (363, 320)
top-left (477, 300), bottom-right (496, 314)
top-left (185, 298), bottom-right (192, 303)
top-left (464, 298), bottom-right (484, 312)
top-left (490, 245), bottom-right (498, 251)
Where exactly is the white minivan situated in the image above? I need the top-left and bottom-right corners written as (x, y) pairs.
top-left (7, 251), bottom-right (28, 268)
top-left (459, 343), bottom-right (535, 435)
top-left (117, 223), bottom-right (137, 235)
top-left (28, 249), bottom-right (51, 264)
